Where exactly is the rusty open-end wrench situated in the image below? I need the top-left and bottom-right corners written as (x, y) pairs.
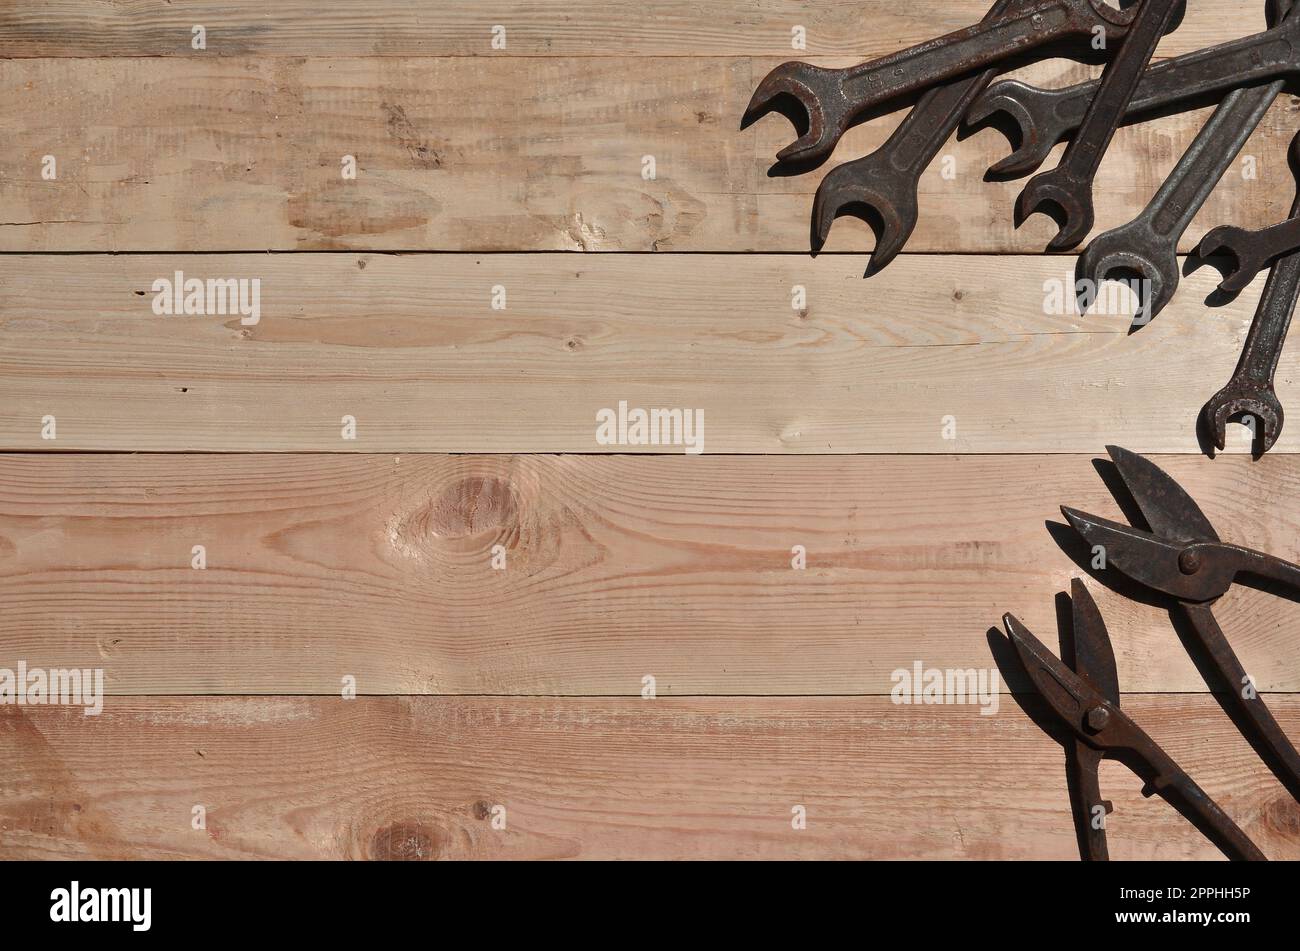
top-left (1201, 216), bottom-right (1300, 293)
top-left (811, 0), bottom-right (1041, 272)
top-left (743, 0), bottom-right (1138, 168)
top-left (1201, 133), bottom-right (1300, 453)
top-left (971, 0), bottom-right (1298, 178)
top-left (1017, 0), bottom-right (1183, 251)
top-left (1076, 78), bottom-right (1284, 319)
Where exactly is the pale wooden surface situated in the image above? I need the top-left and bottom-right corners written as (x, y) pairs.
top-left (0, 253), bottom-right (1292, 453)
top-left (0, 1), bottom-right (1263, 57)
top-left (2, 452), bottom-right (1298, 695)
top-left (2, 696), bottom-right (1297, 860)
top-left (1, 55), bottom-right (1296, 253)
top-left (4, 2), bottom-right (1299, 862)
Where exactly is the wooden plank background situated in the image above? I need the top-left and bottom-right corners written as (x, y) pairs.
top-left (0, 253), bottom-right (1289, 453)
top-left (2, 452), bottom-right (1299, 695)
top-left (0, 1), bottom-right (1250, 57)
top-left (2, 1), bottom-right (1298, 861)
top-left (1, 57), bottom-right (1295, 253)
top-left (5, 697), bottom-right (1299, 860)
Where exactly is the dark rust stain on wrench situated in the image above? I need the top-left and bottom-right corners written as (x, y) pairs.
top-left (972, 0), bottom-right (1299, 177)
top-left (811, 0), bottom-right (1040, 273)
top-left (743, 0), bottom-right (1137, 168)
top-left (1017, 0), bottom-right (1183, 252)
top-left (1201, 132), bottom-right (1300, 454)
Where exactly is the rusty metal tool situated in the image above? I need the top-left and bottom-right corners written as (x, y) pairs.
top-left (743, 0), bottom-right (1139, 168)
top-left (810, 0), bottom-right (1039, 272)
top-left (1202, 213), bottom-right (1300, 294)
top-left (1199, 132), bottom-right (1300, 453)
top-left (1062, 446), bottom-right (1300, 802)
top-left (1075, 79), bottom-right (1285, 320)
top-left (1004, 590), bottom-right (1266, 861)
top-left (1201, 130), bottom-right (1300, 293)
top-left (1016, 579), bottom-right (1120, 860)
top-left (970, 0), bottom-right (1298, 178)
top-left (1017, 0), bottom-right (1183, 251)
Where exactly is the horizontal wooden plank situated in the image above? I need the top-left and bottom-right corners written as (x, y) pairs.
top-left (0, 253), bottom-right (1293, 453)
top-left (0, 0), bottom-right (1258, 58)
top-left (3, 696), bottom-right (1297, 859)
top-left (1, 52), bottom-right (1295, 252)
top-left (3, 452), bottom-right (1299, 695)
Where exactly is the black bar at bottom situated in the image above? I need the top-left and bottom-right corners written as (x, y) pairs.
top-left (0, 859), bottom-right (1280, 938)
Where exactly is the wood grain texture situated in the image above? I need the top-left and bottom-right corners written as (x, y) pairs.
top-left (0, 253), bottom-right (1293, 453)
top-left (4, 2), bottom-right (1298, 866)
top-left (2, 696), bottom-right (1297, 860)
top-left (0, 0), bottom-right (1259, 58)
top-left (1, 52), bottom-right (1295, 252)
top-left (3, 452), bottom-right (1299, 695)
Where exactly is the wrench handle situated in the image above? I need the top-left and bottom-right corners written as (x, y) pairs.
top-left (1056, 0), bottom-right (1180, 180)
top-left (1038, 16), bottom-right (1300, 147)
top-left (1236, 214), bottom-right (1300, 261)
top-left (1234, 208), bottom-right (1300, 392)
top-left (885, 70), bottom-right (1000, 178)
top-left (1129, 21), bottom-right (1299, 114)
top-left (879, 0), bottom-right (1043, 178)
top-left (840, 0), bottom-right (1100, 108)
top-left (1149, 82), bottom-right (1283, 240)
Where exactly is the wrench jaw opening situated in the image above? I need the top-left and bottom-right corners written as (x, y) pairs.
top-left (1198, 226), bottom-right (1268, 295)
top-left (1017, 172), bottom-right (1095, 252)
top-left (1077, 230), bottom-right (1179, 325)
top-left (811, 161), bottom-right (919, 275)
top-left (1088, 0), bottom-right (1143, 30)
top-left (1202, 386), bottom-right (1284, 454)
top-left (965, 80), bottom-right (1069, 178)
top-left (743, 62), bottom-right (843, 167)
